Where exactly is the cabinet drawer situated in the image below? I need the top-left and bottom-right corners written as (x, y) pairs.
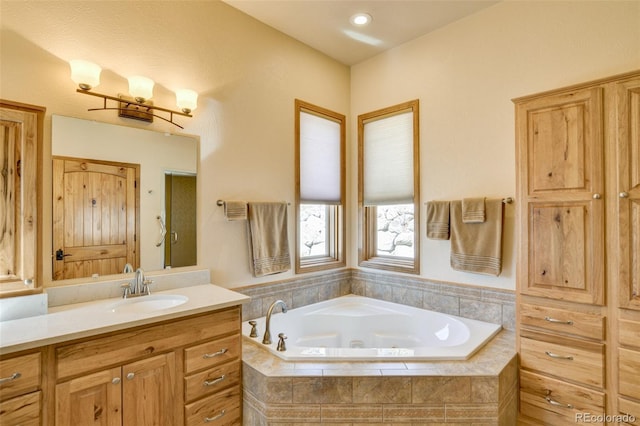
top-left (0, 352), bottom-right (41, 400)
top-left (619, 397), bottom-right (640, 425)
top-left (185, 335), bottom-right (240, 374)
top-left (57, 307), bottom-right (240, 379)
top-left (185, 385), bottom-right (240, 426)
top-left (184, 360), bottom-right (240, 403)
top-left (620, 348), bottom-right (640, 400)
top-left (0, 390), bottom-right (41, 426)
top-left (520, 303), bottom-right (604, 340)
top-left (520, 333), bottom-right (604, 388)
top-left (520, 370), bottom-right (604, 425)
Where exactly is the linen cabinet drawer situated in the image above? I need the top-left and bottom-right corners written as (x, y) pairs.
top-left (618, 397), bottom-right (640, 425)
top-left (0, 390), bottom-right (41, 426)
top-left (184, 360), bottom-right (240, 402)
top-left (0, 352), bottom-right (41, 399)
top-left (520, 370), bottom-right (605, 425)
top-left (184, 385), bottom-right (241, 426)
top-left (520, 303), bottom-right (604, 340)
top-left (619, 348), bottom-right (640, 400)
top-left (184, 334), bottom-right (240, 374)
top-left (520, 333), bottom-right (604, 388)
top-left (620, 319), bottom-right (640, 349)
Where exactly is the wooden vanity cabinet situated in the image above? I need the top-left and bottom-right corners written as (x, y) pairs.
top-left (515, 70), bottom-right (640, 424)
top-left (52, 306), bottom-right (242, 426)
top-left (0, 350), bottom-right (42, 425)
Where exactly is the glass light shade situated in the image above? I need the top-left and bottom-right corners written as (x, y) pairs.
top-left (128, 76), bottom-right (154, 102)
top-left (176, 89), bottom-right (198, 114)
top-left (70, 60), bottom-right (101, 90)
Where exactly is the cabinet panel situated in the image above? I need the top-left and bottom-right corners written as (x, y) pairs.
top-left (520, 334), bottom-right (604, 388)
top-left (0, 352), bottom-right (41, 400)
top-left (519, 303), bottom-right (604, 340)
top-left (55, 367), bottom-right (122, 426)
top-left (619, 348), bottom-right (640, 400)
top-left (520, 370), bottom-right (605, 425)
top-left (0, 390), bottom-right (40, 426)
top-left (122, 352), bottom-right (176, 426)
top-left (184, 385), bottom-right (240, 426)
top-left (619, 397), bottom-right (640, 425)
top-left (618, 77), bottom-right (640, 310)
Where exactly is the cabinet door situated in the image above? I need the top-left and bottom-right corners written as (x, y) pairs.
top-left (122, 352), bottom-right (176, 426)
top-left (55, 367), bottom-right (122, 426)
top-left (516, 87), bottom-right (605, 305)
top-left (617, 77), bottom-right (640, 310)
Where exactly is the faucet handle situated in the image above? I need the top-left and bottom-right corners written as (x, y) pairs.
top-left (120, 282), bottom-right (132, 298)
top-left (248, 321), bottom-right (258, 338)
top-left (277, 333), bottom-right (287, 352)
top-left (142, 278), bottom-right (153, 295)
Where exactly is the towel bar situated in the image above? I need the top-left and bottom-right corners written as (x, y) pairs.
top-left (424, 197), bottom-right (513, 205)
top-left (216, 199), bottom-right (290, 206)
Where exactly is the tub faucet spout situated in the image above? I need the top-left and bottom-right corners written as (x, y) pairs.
top-left (262, 299), bottom-right (288, 344)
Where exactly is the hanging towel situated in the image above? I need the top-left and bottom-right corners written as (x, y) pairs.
top-left (462, 197), bottom-right (486, 223)
top-left (247, 202), bottom-right (291, 277)
top-left (450, 199), bottom-right (503, 276)
top-left (224, 201), bottom-right (248, 221)
top-left (426, 201), bottom-right (450, 240)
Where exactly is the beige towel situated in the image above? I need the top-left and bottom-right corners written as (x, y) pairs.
top-left (462, 197), bottom-right (486, 223)
top-left (247, 202), bottom-right (291, 277)
top-left (450, 199), bottom-right (503, 276)
top-left (224, 201), bottom-right (247, 220)
top-left (426, 201), bottom-right (450, 240)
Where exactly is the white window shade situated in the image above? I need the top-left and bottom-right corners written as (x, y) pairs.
top-left (363, 111), bottom-right (414, 205)
top-left (300, 111), bottom-right (341, 203)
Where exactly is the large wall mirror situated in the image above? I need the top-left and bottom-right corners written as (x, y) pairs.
top-left (51, 115), bottom-right (198, 281)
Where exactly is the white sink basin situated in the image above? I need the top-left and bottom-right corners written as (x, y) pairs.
top-left (108, 294), bottom-right (188, 314)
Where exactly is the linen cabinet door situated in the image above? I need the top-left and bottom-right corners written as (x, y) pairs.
top-left (516, 87), bottom-right (605, 305)
top-left (55, 367), bottom-right (122, 426)
top-left (617, 76), bottom-right (640, 310)
top-left (122, 352), bottom-right (176, 426)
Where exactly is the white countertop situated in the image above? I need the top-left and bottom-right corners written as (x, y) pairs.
top-left (0, 284), bottom-right (250, 355)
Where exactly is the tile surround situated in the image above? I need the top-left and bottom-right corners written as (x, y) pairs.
top-left (238, 269), bottom-right (517, 425)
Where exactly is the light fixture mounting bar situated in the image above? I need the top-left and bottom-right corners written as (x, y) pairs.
top-left (76, 89), bottom-right (192, 129)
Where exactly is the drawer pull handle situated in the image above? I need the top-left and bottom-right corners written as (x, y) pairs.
top-left (203, 374), bottom-right (226, 387)
top-left (0, 372), bottom-right (21, 385)
top-left (544, 316), bottom-right (573, 325)
top-left (203, 348), bottom-right (228, 359)
top-left (546, 395), bottom-right (573, 409)
top-left (204, 409), bottom-right (226, 423)
top-left (545, 351), bottom-right (573, 360)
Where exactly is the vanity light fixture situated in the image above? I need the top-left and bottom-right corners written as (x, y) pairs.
top-left (69, 60), bottom-right (196, 129)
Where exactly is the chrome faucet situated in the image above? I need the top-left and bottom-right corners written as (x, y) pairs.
top-left (121, 268), bottom-right (152, 298)
top-left (262, 300), bottom-right (288, 344)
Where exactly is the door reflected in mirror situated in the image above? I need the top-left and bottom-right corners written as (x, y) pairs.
top-left (52, 115), bottom-right (198, 281)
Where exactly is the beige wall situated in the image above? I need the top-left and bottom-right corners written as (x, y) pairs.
top-left (0, 1), bottom-right (350, 289)
top-left (2, 1), bottom-right (638, 292)
top-left (350, 0), bottom-right (640, 290)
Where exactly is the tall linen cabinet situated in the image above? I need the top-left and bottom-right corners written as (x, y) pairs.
top-left (515, 70), bottom-right (640, 425)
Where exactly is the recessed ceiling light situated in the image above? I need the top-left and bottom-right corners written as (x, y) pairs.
top-left (350, 13), bottom-right (372, 26)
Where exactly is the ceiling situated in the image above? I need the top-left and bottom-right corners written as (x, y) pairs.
top-left (222, 0), bottom-right (500, 66)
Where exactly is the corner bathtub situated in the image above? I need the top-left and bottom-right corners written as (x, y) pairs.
top-left (242, 295), bottom-right (501, 361)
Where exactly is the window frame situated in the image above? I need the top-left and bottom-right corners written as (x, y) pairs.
top-left (294, 99), bottom-right (346, 273)
top-left (358, 99), bottom-right (420, 274)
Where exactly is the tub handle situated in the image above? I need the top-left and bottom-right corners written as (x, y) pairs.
top-left (545, 351), bottom-right (573, 360)
top-left (248, 320), bottom-right (258, 338)
top-left (277, 333), bottom-right (287, 352)
top-left (203, 374), bottom-right (226, 387)
top-left (203, 348), bottom-right (228, 359)
top-left (544, 316), bottom-right (573, 325)
top-left (204, 409), bottom-right (225, 423)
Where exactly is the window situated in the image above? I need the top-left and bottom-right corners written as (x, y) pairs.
top-left (358, 100), bottom-right (420, 274)
top-left (295, 99), bottom-right (345, 273)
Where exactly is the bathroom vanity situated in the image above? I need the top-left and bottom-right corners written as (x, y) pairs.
top-left (0, 284), bottom-right (249, 426)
